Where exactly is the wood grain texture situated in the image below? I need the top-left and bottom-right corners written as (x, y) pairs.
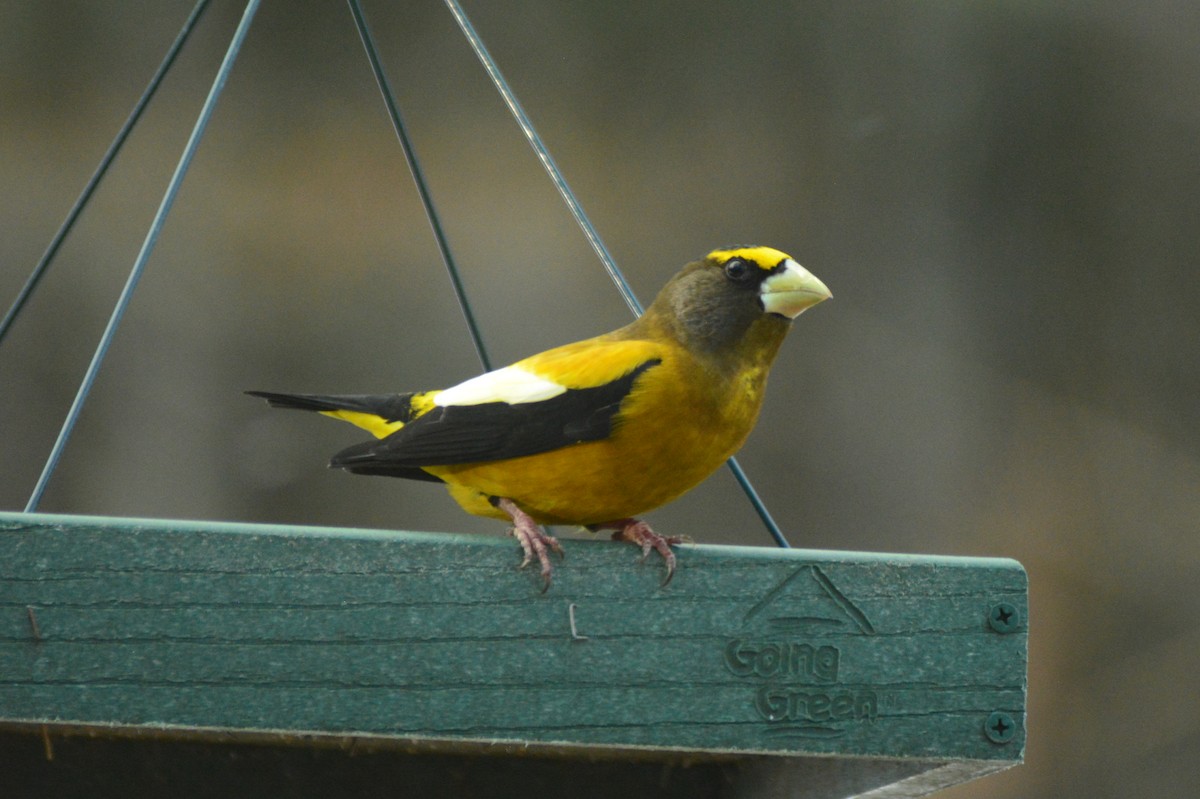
top-left (0, 512), bottom-right (1026, 796)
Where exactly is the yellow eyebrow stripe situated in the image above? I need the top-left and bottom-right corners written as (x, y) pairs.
top-left (707, 246), bottom-right (793, 271)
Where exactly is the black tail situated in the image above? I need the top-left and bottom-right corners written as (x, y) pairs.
top-left (246, 389), bottom-right (444, 484)
top-left (245, 391), bottom-right (418, 423)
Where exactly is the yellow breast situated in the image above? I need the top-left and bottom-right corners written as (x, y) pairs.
top-left (429, 344), bottom-right (768, 525)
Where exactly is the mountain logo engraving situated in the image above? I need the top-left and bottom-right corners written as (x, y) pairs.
top-left (724, 565), bottom-right (880, 740)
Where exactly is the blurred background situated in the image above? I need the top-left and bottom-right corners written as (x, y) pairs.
top-left (2, 1), bottom-right (1198, 796)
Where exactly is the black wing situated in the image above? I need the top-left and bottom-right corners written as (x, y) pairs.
top-left (330, 359), bottom-right (661, 476)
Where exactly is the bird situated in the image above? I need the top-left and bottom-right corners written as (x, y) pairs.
top-left (248, 246), bottom-right (830, 588)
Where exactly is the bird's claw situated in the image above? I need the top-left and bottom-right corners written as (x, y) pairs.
top-left (599, 519), bottom-right (683, 586)
top-left (496, 497), bottom-right (562, 592)
top-left (511, 524), bottom-right (564, 592)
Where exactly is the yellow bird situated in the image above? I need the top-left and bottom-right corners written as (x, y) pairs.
top-left (248, 246), bottom-right (830, 587)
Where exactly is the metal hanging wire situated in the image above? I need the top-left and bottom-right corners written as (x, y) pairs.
top-left (0, 0), bottom-right (213, 347)
top-left (442, 0), bottom-right (642, 319)
top-left (22, 0), bottom-right (264, 512)
top-left (346, 0), bottom-right (492, 372)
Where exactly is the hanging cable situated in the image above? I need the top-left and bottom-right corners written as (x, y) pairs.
top-left (0, 0), bottom-right (212, 347)
top-left (346, 0), bottom-right (492, 371)
top-left (441, 0), bottom-right (641, 319)
top-left (442, 0), bottom-right (792, 548)
top-left (24, 0), bottom-right (263, 512)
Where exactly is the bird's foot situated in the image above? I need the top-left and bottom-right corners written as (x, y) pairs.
top-left (494, 497), bottom-right (563, 592)
top-left (590, 518), bottom-right (684, 586)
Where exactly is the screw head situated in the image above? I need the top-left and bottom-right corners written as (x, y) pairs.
top-left (985, 711), bottom-right (1017, 744)
top-left (988, 602), bottom-right (1020, 633)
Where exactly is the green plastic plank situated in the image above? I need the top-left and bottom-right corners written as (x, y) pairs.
top-left (0, 512), bottom-right (1026, 797)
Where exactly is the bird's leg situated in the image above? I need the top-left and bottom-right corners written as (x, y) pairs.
top-left (493, 497), bottom-right (563, 591)
top-left (588, 518), bottom-right (684, 586)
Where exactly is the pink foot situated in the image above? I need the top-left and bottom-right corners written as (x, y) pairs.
top-left (495, 498), bottom-right (563, 591)
top-left (589, 518), bottom-right (684, 586)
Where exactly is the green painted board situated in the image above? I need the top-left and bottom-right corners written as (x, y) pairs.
top-left (0, 512), bottom-right (1026, 797)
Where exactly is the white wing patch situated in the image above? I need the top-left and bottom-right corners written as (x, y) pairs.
top-left (434, 365), bottom-right (567, 407)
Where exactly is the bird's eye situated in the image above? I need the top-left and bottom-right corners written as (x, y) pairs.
top-left (724, 258), bottom-right (752, 282)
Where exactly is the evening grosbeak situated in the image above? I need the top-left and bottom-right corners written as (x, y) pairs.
top-left (248, 246), bottom-right (830, 588)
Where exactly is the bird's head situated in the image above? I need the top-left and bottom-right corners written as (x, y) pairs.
top-left (645, 246), bottom-right (831, 358)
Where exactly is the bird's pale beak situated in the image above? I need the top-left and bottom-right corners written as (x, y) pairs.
top-left (760, 259), bottom-right (832, 319)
